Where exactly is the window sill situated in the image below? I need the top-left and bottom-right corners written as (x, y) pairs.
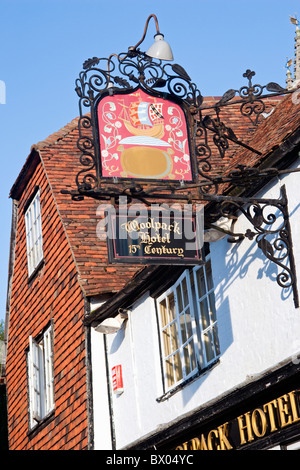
top-left (27, 408), bottom-right (55, 438)
top-left (27, 259), bottom-right (45, 284)
top-left (156, 359), bottom-right (220, 403)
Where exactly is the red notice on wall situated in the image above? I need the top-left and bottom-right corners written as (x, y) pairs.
top-left (112, 365), bottom-right (124, 394)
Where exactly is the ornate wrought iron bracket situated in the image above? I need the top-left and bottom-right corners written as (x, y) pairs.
top-left (205, 185), bottom-right (299, 308)
top-left (61, 44), bottom-right (299, 306)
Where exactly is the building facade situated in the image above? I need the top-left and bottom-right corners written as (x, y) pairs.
top-left (2, 23), bottom-right (300, 450)
top-left (5, 147), bottom-right (88, 449)
top-left (89, 167), bottom-right (300, 450)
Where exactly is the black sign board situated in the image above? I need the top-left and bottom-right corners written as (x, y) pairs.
top-left (173, 387), bottom-right (300, 451)
top-left (106, 211), bottom-right (204, 265)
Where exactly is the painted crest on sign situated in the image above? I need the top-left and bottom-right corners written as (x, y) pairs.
top-left (96, 89), bottom-right (193, 181)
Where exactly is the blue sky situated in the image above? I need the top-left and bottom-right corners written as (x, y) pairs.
top-left (0, 0), bottom-right (299, 322)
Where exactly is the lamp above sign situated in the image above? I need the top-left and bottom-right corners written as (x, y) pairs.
top-left (95, 88), bottom-right (194, 182)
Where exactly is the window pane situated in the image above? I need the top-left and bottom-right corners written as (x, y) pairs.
top-left (176, 285), bottom-right (183, 312)
top-left (189, 269), bottom-right (195, 290)
top-left (33, 197), bottom-right (38, 219)
top-left (209, 293), bottom-right (217, 322)
top-left (162, 326), bottom-right (171, 357)
top-left (166, 358), bottom-right (174, 387)
top-left (159, 299), bottom-right (168, 327)
top-left (206, 260), bottom-right (213, 291)
top-left (180, 314), bottom-right (187, 343)
top-left (170, 321), bottom-right (179, 352)
top-left (33, 344), bottom-right (42, 419)
top-left (196, 267), bottom-right (206, 298)
top-left (174, 352), bottom-right (183, 382)
top-left (168, 292), bottom-right (176, 321)
top-left (182, 277), bottom-right (189, 307)
top-left (44, 328), bottom-right (54, 413)
top-left (28, 336), bottom-right (43, 425)
top-left (184, 345), bottom-right (191, 375)
top-left (200, 298), bottom-right (210, 329)
top-left (184, 342), bottom-right (196, 376)
top-left (189, 271), bottom-right (198, 323)
top-left (190, 343), bottom-right (196, 371)
top-left (185, 309), bottom-right (193, 339)
top-left (213, 326), bottom-right (220, 356)
top-left (25, 191), bottom-right (43, 276)
top-left (204, 330), bottom-right (214, 363)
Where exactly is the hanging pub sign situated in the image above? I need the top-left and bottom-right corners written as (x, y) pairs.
top-left (106, 210), bottom-right (204, 265)
top-left (95, 88), bottom-right (194, 182)
top-left (63, 15), bottom-right (299, 305)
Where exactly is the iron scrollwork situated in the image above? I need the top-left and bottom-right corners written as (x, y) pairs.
top-left (74, 51), bottom-right (205, 196)
top-left (71, 50), bottom-right (292, 200)
top-left (239, 69), bottom-right (287, 125)
top-left (61, 49), bottom-right (298, 304)
top-left (210, 186), bottom-right (299, 307)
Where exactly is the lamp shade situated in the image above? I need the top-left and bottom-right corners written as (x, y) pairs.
top-left (204, 217), bottom-right (232, 242)
top-left (95, 317), bottom-right (123, 334)
top-left (204, 229), bottom-right (227, 243)
top-left (95, 312), bottom-right (128, 334)
top-left (146, 33), bottom-right (174, 61)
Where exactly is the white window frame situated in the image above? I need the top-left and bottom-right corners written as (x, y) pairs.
top-left (28, 325), bottom-right (55, 429)
top-left (193, 259), bottom-right (220, 367)
top-left (25, 190), bottom-right (43, 277)
top-left (157, 258), bottom-right (220, 392)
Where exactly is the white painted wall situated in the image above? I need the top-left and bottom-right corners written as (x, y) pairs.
top-left (90, 327), bottom-right (112, 450)
top-left (91, 163), bottom-right (300, 449)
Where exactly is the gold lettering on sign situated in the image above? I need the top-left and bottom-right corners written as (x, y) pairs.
top-left (176, 435), bottom-right (208, 451)
top-left (198, 435), bottom-right (208, 450)
top-left (289, 391), bottom-right (300, 424)
top-left (237, 411), bottom-right (254, 445)
top-left (207, 429), bottom-right (218, 450)
top-left (140, 232), bottom-right (171, 245)
top-left (251, 408), bottom-right (267, 438)
top-left (121, 216), bottom-right (188, 259)
top-left (217, 422), bottom-right (233, 450)
top-left (192, 436), bottom-right (206, 450)
top-left (175, 389), bottom-right (300, 450)
top-left (263, 399), bottom-right (278, 432)
top-left (175, 424), bottom-right (232, 451)
top-left (121, 218), bottom-right (182, 236)
top-left (144, 245), bottom-right (184, 257)
top-left (277, 394), bottom-right (293, 428)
